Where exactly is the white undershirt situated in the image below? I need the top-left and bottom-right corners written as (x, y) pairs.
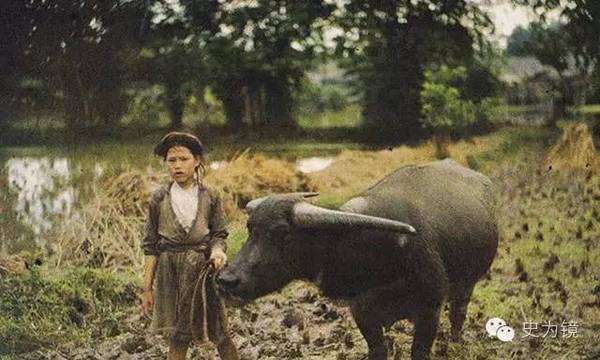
top-left (170, 182), bottom-right (198, 233)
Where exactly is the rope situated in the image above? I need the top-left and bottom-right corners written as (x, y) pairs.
top-left (190, 261), bottom-right (214, 343)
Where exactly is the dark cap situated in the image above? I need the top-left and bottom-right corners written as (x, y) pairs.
top-left (153, 131), bottom-right (204, 157)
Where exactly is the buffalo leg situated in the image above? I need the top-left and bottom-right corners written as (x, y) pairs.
top-left (350, 279), bottom-right (414, 360)
top-left (411, 305), bottom-right (441, 360)
top-left (449, 282), bottom-right (475, 342)
top-left (351, 299), bottom-right (387, 360)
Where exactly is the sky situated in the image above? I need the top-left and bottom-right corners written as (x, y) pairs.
top-left (479, 1), bottom-right (563, 47)
top-left (485, 3), bottom-right (534, 39)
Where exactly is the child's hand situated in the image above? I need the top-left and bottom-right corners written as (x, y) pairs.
top-left (209, 248), bottom-right (227, 271)
top-left (141, 290), bottom-right (154, 317)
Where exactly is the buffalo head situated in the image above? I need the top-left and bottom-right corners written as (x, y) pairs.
top-left (216, 193), bottom-right (416, 301)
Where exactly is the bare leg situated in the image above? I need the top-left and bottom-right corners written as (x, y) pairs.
top-left (168, 339), bottom-right (189, 360)
top-left (217, 336), bottom-right (239, 360)
top-left (449, 283), bottom-right (475, 342)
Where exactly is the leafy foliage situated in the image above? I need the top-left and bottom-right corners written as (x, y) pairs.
top-left (336, 0), bottom-right (492, 141)
top-left (421, 66), bottom-right (476, 136)
top-left (12, 0), bottom-right (146, 131)
top-left (297, 82), bottom-right (351, 116)
top-left (506, 22), bottom-right (572, 77)
top-left (508, 1), bottom-right (600, 119)
top-left (121, 86), bottom-right (166, 128)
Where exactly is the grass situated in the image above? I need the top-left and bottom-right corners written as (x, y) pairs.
top-left (501, 104), bottom-right (600, 116)
top-left (298, 104), bottom-right (362, 129)
top-left (447, 158), bottom-right (600, 359)
top-left (571, 104), bottom-right (600, 115)
top-left (0, 126), bottom-right (368, 171)
top-left (0, 267), bottom-right (139, 356)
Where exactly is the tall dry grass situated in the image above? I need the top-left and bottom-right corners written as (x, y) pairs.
top-left (51, 170), bottom-right (155, 271)
top-left (50, 152), bottom-right (318, 271)
top-left (309, 133), bottom-right (506, 205)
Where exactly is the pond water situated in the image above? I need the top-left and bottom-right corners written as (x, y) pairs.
top-left (1, 156), bottom-right (102, 254)
top-left (6, 157), bottom-right (76, 236)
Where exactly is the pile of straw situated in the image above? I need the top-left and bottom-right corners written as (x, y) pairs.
top-left (205, 151), bottom-right (318, 220)
top-left (52, 169), bottom-right (152, 271)
top-left (545, 122), bottom-right (599, 172)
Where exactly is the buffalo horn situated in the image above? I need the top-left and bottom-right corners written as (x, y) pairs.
top-left (245, 192), bottom-right (320, 212)
top-left (292, 202), bottom-right (417, 234)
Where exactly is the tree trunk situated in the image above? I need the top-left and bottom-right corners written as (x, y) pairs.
top-left (433, 133), bottom-right (451, 159)
top-left (361, 21), bottom-right (424, 142)
top-left (166, 84), bottom-right (184, 130)
top-left (0, 75), bottom-right (16, 131)
top-left (263, 78), bottom-right (296, 131)
top-left (221, 90), bottom-right (244, 132)
top-left (62, 53), bottom-right (90, 134)
top-left (548, 76), bottom-right (569, 128)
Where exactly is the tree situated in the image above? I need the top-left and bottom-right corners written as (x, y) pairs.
top-left (511, 0), bottom-right (600, 108)
top-left (506, 22), bottom-right (572, 123)
top-left (0, 1), bottom-right (32, 130)
top-left (421, 66), bottom-right (476, 158)
top-left (202, 1), bottom-right (334, 132)
top-left (125, 0), bottom-right (221, 130)
top-left (336, 0), bottom-right (492, 141)
top-left (13, 1), bottom-right (147, 133)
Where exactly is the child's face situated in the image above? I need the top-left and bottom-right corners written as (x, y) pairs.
top-left (165, 146), bottom-right (201, 188)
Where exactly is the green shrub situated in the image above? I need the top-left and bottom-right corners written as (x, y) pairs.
top-left (474, 97), bottom-right (506, 131)
top-left (421, 66), bottom-right (505, 157)
top-left (421, 80), bottom-right (477, 136)
top-left (421, 66), bottom-right (479, 158)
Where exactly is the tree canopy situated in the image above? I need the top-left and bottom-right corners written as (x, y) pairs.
top-left (3, 0), bottom-right (596, 138)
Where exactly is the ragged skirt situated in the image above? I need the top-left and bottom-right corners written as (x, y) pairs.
top-left (150, 249), bottom-right (229, 344)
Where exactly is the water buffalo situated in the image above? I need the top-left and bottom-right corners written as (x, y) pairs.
top-left (218, 159), bottom-right (498, 359)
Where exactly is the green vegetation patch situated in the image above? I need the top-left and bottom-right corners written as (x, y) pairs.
top-left (0, 267), bottom-right (139, 355)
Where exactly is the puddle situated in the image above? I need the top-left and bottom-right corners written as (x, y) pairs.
top-left (5, 157), bottom-right (77, 238)
top-left (296, 157), bottom-right (333, 173)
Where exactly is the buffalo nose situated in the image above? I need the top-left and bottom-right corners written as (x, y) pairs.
top-left (216, 269), bottom-right (240, 290)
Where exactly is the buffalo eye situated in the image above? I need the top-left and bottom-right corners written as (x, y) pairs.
top-left (269, 221), bottom-right (290, 237)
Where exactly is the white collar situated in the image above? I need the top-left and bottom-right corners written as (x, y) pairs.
top-left (171, 181), bottom-right (198, 194)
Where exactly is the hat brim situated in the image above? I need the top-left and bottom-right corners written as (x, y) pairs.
top-left (154, 132), bottom-right (204, 157)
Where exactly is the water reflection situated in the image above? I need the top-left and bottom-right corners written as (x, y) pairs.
top-left (5, 157), bottom-right (76, 238)
top-left (296, 157), bottom-right (333, 173)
